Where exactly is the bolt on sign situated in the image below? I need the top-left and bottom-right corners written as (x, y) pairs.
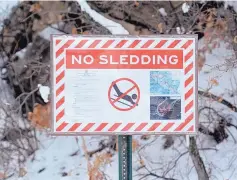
top-left (51, 35), bottom-right (198, 135)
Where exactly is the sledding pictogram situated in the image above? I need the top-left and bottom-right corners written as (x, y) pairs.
top-left (108, 78), bottom-right (140, 111)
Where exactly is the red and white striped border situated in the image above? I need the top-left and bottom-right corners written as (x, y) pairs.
top-left (52, 36), bottom-right (197, 134)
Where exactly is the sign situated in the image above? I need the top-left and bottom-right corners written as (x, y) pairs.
top-left (51, 35), bottom-right (198, 135)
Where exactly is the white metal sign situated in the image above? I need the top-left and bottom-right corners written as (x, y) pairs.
top-left (51, 35), bottom-right (198, 135)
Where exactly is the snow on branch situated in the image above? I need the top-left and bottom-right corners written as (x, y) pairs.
top-left (77, 0), bottom-right (129, 35)
top-left (38, 84), bottom-right (50, 103)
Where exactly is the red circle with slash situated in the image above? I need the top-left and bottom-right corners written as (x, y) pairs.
top-left (108, 78), bottom-right (140, 111)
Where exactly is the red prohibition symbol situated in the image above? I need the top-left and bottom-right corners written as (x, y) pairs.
top-left (108, 78), bottom-right (140, 111)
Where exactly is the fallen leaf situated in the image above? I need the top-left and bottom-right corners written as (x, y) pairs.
top-left (58, 14), bottom-right (63, 21)
top-left (134, 1), bottom-right (139, 6)
top-left (32, 1), bottom-right (68, 32)
top-left (210, 78), bottom-right (219, 86)
top-left (94, 155), bottom-right (103, 168)
top-left (206, 14), bottom-right (213, 22)
top-left (0, 172), bottom-right (6, 179)
top-left (157, 23), bottom-right (163, 33)
top-left (197, 54), bottom-right (205, 72)
top-left (101, 153), bottom-right (112, 165)
top-left (72, 27), bottom-right (78, 34)
top-left (19, 168), bottom-right (27, 177)
top-left (215, 19), bottom-right (227, 33)
top-left (82, 31), bottom-right (90, 35)
top-left (3, 28), bottom-right (8, 34)
top-left (132, 139), bottom-right (140, 152)
top-left (218, 97), bottom-right (223, 102)
top-left (30, 3), bottom-right (42, 12)
top-left (28, 103), bottom-right (51, 129)
top-left (139, 159), bottom-right (145, 166)
top-left (234, 36), bottom-right (237, 44)
top-left (206, 21), bottom-right (214, 28)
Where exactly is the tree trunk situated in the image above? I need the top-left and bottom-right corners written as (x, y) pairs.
top-left (189, 137), bottom-right (209, 180)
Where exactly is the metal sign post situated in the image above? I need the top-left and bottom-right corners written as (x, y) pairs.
top-left (118, 135), bottom-right (133, 180)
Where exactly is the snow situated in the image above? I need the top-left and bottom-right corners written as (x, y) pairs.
top-left (0, 0), bottom-right (19, 25)
top-left (196, 39), bottom-right (237, 179)
top-left (77, 0), bottom-right (129, 35)
top-left (19, 39), bottom-right (236, 179)
top-left (16, 135), bottom-right (88, 180)
top-left (39, 23), bottom-right (65, 41)
top-left (20, 32), bottom-right (237, 180)
top-left (182, 3), bottom-right (190, 13)
top-left (159, 8), bottom-right (167, 17)
top-left (176, 26), bottom-right (185, 34)
top-left (224, 1), bottom-right (237, 12)
top-left (198, 38), bottom-right (237, 105)
top-left (15, 44), bottom-right (31, 59)
top-left (1, 68), bottom-right (7, 75)
top-left (1, 1), bottom-right (237, 180)
top-left (13, 135), bottom-right (119, 180)
top-left (38, 84), bottom-right (50, 103)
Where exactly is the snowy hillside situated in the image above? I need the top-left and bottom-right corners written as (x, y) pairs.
top-left (0, 1), bottom-right (237, 180)
top-left (15, 41), bottom-right (237, 180)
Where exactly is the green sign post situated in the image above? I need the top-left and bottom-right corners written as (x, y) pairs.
top-left (118, 135), bottom-right (133, 180)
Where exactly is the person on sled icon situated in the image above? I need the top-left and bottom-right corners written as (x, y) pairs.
top-left (112, 83), bottom-right (138, 107)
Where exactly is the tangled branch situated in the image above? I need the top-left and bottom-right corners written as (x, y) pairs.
top-left (198, 90), bottom-right (237, 112)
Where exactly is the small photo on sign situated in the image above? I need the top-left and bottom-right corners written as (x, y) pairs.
top-left (150, 96), bottom-right (181, 120)
top-left (150, 71), bottom-right (181, 95)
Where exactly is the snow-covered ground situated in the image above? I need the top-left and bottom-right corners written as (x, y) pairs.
top-left (18, 135), bottom-right (90, 180)
top-left (1, 1), bottom-right (237, 180)
top-left (0, 0), bottom-right (19, 26)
